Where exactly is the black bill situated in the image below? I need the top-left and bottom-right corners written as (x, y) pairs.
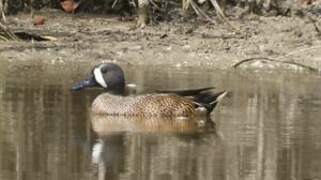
top-left (71, 75), bottom-right (97, 91)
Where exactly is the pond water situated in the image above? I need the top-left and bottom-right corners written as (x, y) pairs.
top-left (0, 60), bottom-right (320, 180)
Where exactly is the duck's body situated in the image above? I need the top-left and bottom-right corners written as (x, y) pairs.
top-left (92, 93), bottom-right (203, 117)
top-left (72, 63), bottom-right (227, 118)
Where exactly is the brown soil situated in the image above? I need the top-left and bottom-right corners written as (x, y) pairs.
top-left (1, 9), bottom-right (321, 71)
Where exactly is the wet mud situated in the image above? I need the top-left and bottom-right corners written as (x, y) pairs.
top-left (0, 10), bottom-right (321, 71)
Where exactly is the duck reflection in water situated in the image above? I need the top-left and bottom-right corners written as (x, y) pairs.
top-left (89, 115), bottom-right (224, 180)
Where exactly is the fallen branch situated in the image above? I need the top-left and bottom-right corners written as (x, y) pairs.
top-left (1, 21), bottom-right (57, 41)
top-left (232, 57), bottom-right (319, 72)
top-left (14, 31), bottom-right (57, 41)
top-left (0, 43), bottom-right (77, 53)
top-left (282, 45), bottom-right (321, 58)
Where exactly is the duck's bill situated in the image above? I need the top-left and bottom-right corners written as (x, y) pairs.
top-left (71, 76), bottom-right (97, 91)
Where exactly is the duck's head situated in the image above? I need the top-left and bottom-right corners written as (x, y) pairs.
top-left (72, 63), bottom-right (125, 95)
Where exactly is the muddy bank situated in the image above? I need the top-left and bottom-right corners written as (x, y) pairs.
top-left (1, 10), bottom-right (321, 71)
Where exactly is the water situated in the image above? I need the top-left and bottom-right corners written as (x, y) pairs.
top-left (0, 61), bottom-right (321, 180)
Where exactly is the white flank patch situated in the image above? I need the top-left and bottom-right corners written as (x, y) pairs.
top-left (126, 83), bottom-right (137, 89)
top-left (196, 106), bottom-right (207, 113)
top-left (210, 91), bottom-right (228, 105)
top-left (92, 141), bottom-right (103, 164)
top-left (216, 91), bottom-right (228, 102)
top-left (94, 65), bottom-right (108, 88)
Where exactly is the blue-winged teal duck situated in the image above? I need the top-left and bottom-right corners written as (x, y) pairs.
top-left (72, 63), bottom-right (227, 118)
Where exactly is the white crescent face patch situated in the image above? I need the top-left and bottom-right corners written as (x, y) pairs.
top-left (92, 140), bottom-right (103, 164)
top-left (93, 64), bottom-right (108, 88)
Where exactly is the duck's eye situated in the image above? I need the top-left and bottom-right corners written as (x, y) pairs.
top-left (101, 67), bottom-right (108, 74)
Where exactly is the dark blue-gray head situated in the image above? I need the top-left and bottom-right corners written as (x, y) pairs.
top-left (72, 63), bottom-right (125, 95)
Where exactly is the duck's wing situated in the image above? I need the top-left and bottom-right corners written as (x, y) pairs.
top-left (156, 87), bottom-right (215, 96)
top-left (158, 87), bottom-right (227, 114)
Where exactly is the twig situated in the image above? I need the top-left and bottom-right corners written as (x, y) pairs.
top-left (111, 0), bottom-right (119, 9)
top-left (209, 0), bottom-right (225, 18)
top-left (189, 0), bottom-right (216, 24)
top-left (232, 57), bottom-right (319, 72)
top-left (0, 33), bottom-right (8, 41)
top-left (0, 0), bottom-right (5, 22)
top-left (0, 22), bottom-right (19, 41)
top-left (182, 0), bottom-right (190, 14)
top-left (1, 8), bottom-right (6, 23)
top-left (209, 0), bottom-right (239, 31)
top-left (149, 0), bottom-right (161, 10)
top-left (0, 20), bottom-right (6, 29)
top-left (307, 15), bottom-right (321, 36)
top-left (128, 0), bottom-right (137, 8)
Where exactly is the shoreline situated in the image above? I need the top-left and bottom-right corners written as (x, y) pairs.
top-left (1, 11), bottom-right (321, 72)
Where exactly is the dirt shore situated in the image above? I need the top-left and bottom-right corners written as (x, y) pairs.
top-left (1, 10), bottom-right (321, 72)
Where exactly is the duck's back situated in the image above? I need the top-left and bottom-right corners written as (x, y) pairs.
top-left (91, 93), bottom-right (200, 117)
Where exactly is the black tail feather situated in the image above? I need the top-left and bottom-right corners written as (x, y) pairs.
top-left (157, 87), bottom-right (215, 96)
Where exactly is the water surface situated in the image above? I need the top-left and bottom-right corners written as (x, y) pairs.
top-left (0, 61), bottom-right (320, 180)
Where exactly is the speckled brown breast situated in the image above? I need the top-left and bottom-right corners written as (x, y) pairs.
top-left (91, 93), bottom-right (200, 118)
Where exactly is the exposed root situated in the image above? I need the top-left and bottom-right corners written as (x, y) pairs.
top-left (232, 57), bottom-right (319, 72)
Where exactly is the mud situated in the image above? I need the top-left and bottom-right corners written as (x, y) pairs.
top-left (1, 9), bottom-right (321, 71)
